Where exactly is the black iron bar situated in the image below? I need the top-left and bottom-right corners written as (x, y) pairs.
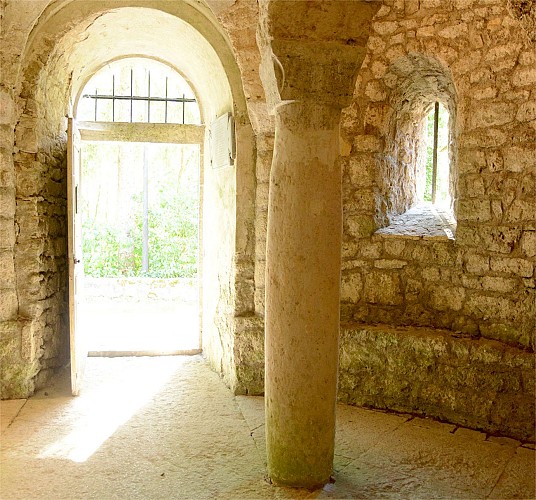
top-left (94, 88), bottom-right (98, 121)
top-left (165, 77), bottom-right (168, 124)
top-left (112, 75), bottom-right (115, 122)
top-left (83, 94), bottom-right (196, 103)
top-left (130, 68), bottom-right (133, 123)
top-left (182, 93), bottom-right (185, 124)
top-left (147, 71), bottom-right (151, 123)
top-left (431, 101), bottom-right (439, 204)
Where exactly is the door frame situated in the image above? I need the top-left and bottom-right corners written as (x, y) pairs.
top-left (67, 120), bottom-right (205, 392)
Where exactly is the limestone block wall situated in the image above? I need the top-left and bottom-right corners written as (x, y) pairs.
top-left (336, 0), bottom-right (535, 440)
top-left (249, 0), bottom-right (535, 349)
top-left (1, 0), bottom-right (70, 398)
top-left (3, 76), bottom-right (70, 398)
top-left (0, 121), bottom-right (69, 399)
top-left (339, 324), bottom-right (535, 441)
top-left (339, 0), bottom-right (535, 350)
top-left (252, 132), bottom-right (273, 316)
top-left (249, 1), bottom-right (535, 342)
top-left (0, 5), bottom-right (24, 398)
top-left (0, 88), bottom-right (33, 398)
top-left (13, 142), bottom-right (69, 389)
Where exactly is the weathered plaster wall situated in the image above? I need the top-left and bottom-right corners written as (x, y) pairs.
top-left (201, 138), bottom-right (237, 388)
top-left (212, 0), bottom-right (271, 395)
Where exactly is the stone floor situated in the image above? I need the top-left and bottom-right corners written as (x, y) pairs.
top-left (82, 300), bottom-right (200, 353)
top-left (1, 356), bottom-right (534, 499)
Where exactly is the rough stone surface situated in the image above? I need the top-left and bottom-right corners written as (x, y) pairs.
top-left (1, 0), bottom-right (257, 399)
top-left (339, 324), bottom-right (535, 442)
top-left (336, 0), bottom-right (536, 351)
top-left (1, 357), bottom-right (535, 499)
top-left (262, 102), bottom-right (345, 488)
top-left (251, 0), bottom-right (536, 351)
top-left (229, 320), bottom-right (535, 442)
top-left (258, 0), bottom-right (381, 486)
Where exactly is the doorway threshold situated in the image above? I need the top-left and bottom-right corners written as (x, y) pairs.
top-left (88, 349), bottom-right (202, 357)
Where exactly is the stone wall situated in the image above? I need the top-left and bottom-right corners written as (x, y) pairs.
top-left (338, 0), bottom-right (535, 350)
top-left (243, 0), bottom-right (535, 437)
top-left (249, 0), bottom-right (535, 350)
top-left (339, 324), bottom-right (535, 442)
top-left (0, 129), bottom-right (69, 400)
top-left (253, 132), bottom-right (273, 317)
top-left (3, 58), bottom-right (71, 397)
top-left (1, 0), bottom-right (70, 398)
top-left (0, 87), bottom-right (32, 398)
top-left (12, 140), bottom-right (70, 393)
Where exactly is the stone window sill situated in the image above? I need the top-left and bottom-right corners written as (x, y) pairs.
top-left (374, 203), bottom-right (456, 241)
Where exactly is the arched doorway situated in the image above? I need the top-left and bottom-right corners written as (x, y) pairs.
top-left (12, 1), bottom-right (256, 396)
top-left (71, 57), bottom-right (203, 362)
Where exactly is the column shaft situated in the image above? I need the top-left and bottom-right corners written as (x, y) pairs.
top-left (265, 101), bottom-right (342, 488)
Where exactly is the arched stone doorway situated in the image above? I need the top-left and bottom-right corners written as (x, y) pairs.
top-left (5, 0), bottom-right (256, 397)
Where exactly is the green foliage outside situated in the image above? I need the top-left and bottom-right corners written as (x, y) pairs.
top-left (82, 143), bottom-right (199, 278)
top-left (83, 195), bottom-right (198, 278)
top-left (424, 123), bottom-right (434, 203)
top-left (132, 189), bottom-right (198, 278)
top-left (424, 103), bottom-right (449, 203)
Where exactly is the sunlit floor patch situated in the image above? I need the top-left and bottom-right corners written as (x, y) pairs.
top-left (38, 357), bottom-right (186, 462)
top-left (1, 356), bottom-right (534, 499)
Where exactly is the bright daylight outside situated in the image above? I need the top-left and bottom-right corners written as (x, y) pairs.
top-left (423, 102), bottom-right (450, 209)
top-left (77, 58), bottom-right (201, 354)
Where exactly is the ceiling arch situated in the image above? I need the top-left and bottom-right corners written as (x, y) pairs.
top-left (18, 0), bottom-right (247, 126)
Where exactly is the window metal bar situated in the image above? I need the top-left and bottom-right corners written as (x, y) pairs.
top-left (130, 68), bottom-right (133, 123)
top-left (83, 94), bottom-right (196, 104)
top-left (147, 71), bottom-right (151, 123)
top-left (83, 70), bottom-right (197, 124)
top-left (165, 77), bottom-right (168, 124)
top-left (94, 88), bottom-right (98, 121)
top-left (112, 75), bottom-right (115, 122)
top-left (431, 101), bottom-right (439, 205)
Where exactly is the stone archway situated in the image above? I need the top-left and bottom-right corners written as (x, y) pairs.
top-left (3, 0), bottom-right (256, 398)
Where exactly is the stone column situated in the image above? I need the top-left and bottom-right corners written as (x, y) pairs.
top-left (265, 101), bottom-right (342, 487)
top-left (257, 0), bottom-right (381, 488)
